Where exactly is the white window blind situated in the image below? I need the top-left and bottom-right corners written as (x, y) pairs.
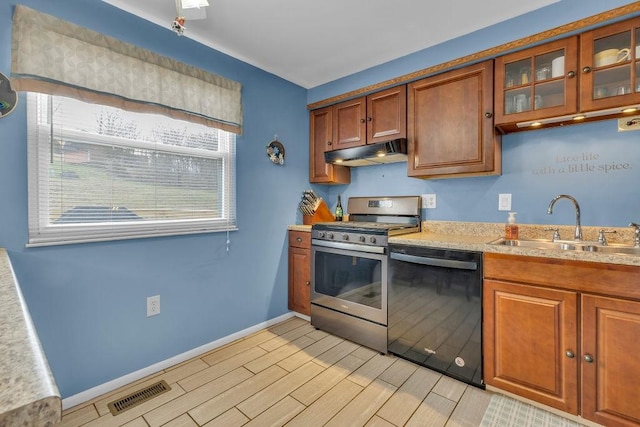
top-left (27, 93), bottom-right (236, 247)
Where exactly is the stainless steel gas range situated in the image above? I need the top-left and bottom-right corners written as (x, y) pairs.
top-left (310, 196), bottom-right (421, 353)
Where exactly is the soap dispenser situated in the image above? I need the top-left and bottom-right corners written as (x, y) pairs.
top-left (505, 212), bottom-right (519, 240)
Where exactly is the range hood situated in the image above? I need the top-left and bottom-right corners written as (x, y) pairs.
top-left (324, 138), bottom-right (408, 167)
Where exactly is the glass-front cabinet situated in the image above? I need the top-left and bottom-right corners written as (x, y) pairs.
top-left (494, 37), bottom-right (579, 130)
top-left (580, 18), bottom-right (640, 112)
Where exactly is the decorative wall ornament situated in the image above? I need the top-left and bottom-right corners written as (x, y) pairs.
top-left (0, 72), bottom-right (17, 118)
top-left (266, 137), bottom-right (285, 165)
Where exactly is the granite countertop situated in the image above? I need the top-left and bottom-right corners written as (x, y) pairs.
top-left (0, 249), bottom-right (61, 426)
top-left (391, 221), bottom-right (640, 267)
top-left (288, 221), bottom-right (640, 267)
top-left (288, 224), bottom-right (312, 232)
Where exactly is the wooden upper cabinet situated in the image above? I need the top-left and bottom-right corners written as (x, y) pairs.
top-left (332, 97), bottom-right (367, 150)
top-left (309, 106), bottom-right (350, 184)
top-left (581, 295), bottom-right (640, 427)
top-left (495, 16), bottom-right (640, 132)
top-left (494, 36), bottom-right (579, 132)
top-left (332, 86), bottom-right (407, 150)
top-left (407, 59), bottom-right (501, 178)
top-left (580, 16), bottom-right (640, 113)
top-left (366, 86), bottom-right (407, 144)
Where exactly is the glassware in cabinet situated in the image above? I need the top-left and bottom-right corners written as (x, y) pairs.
top-left (580, 19), bottom-right (640, 111)
top-left (495, 37), bottom-right (577, 131)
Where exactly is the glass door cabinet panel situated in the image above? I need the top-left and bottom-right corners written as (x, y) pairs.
top-left (495, 37), bottom-right (578, 130)
top-left (580, 18), bottom-right (640, 112)
top-left (636, 27), bottom-right (640, 93)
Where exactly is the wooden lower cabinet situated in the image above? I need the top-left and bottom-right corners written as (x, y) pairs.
top-left (483, 279), bottom-right (578, 414)
top-left (288, 230), bottom-right (311, 316)
top-left (484, 253), bottom-right (640, 427)
top-left (581, 295), bottom-right (640, 427)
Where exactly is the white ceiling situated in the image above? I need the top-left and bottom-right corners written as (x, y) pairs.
top-left (104, 0), bottom-right (560, 89)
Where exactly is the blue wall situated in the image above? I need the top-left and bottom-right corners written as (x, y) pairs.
top-left (0, 0), bottom-right (310, 398)
top-left (1, 0), bottom-right (639, 400)
top-left (311, 0), bottom-right (640, 229)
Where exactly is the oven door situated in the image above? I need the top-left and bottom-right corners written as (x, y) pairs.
top-left (311, 240), bottom-right (387, 325)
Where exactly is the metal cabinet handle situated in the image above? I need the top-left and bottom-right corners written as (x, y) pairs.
top-left (360, 118), bottom-right (366, 123)
top-left (567, 71), bottom-right (576, 78)
top-left (327, 141), bottom-right (332, 146)
top-left (296, 237), bottom-right (302, 242)
top-left (583, 354), bottom-right (594, 363)
top-left (305, 281), bottom-right (310, 286)
top-left (485, 112), bottom-right (493, 118)
top-left (582, 66), bottom-right (591, 74)
top-left (565, 350), bottom-right (575, 358)
top-left (367, 116), bottom-right (372, 122)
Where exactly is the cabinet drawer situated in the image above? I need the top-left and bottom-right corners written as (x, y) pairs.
top-left (289, 230), bottom-right (311, 249)
top-left (483, 252), bottom-right (640, 300)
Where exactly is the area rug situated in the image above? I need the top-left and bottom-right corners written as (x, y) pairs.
top-left (480, 394), bottom-right (587, 427)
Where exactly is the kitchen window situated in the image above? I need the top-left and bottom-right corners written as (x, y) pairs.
top-left (26, 93), bottom-right (236, 246)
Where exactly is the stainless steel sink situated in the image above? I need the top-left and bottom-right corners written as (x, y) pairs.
top-left (488, 238), bottom-right (578, 251)
top-left (578, 244), bottom-right (640, 255)
top-left (488, 238), bottom-right (640, 256)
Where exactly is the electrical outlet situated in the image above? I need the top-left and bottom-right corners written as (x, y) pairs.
top-left (422, 194), bottom-right (437, 209)
top-left (147, 295), bottom-right (160, 317)
top-left (498, 193), bottom-right (512, 211)
top-left (618, 116), bottom-right (640, 132)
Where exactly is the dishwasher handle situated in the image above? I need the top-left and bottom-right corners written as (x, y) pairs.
top-left (390, 252), bottom-right (478, 270)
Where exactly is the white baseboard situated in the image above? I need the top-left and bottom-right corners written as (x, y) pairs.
top-left (62, 312), bottom-right (295, 410)
top-left (292, 312), bottom-right (310, 322)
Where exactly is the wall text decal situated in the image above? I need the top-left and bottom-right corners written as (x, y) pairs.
top-left (532, 150), bottom-right (633, 175)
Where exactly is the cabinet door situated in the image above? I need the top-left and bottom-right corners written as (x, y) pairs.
top-left (367, 86), bottom-right (407, 144)
top-left (581, 295), bottom-right (640, 427)
top-left (309, 107), bottom-right (350, 184)
top-left (494, 37), bottom-right (579, 131)
top-left (580, 17), bottom-right (640, 112)
top-left (483, 279), bottom-right (579, 414)
top-left (288, 245), bottom-right (311, 316)
top-left (333, 97), bottom-right (367, 150)
top-left (407, 60), bottom-right (501, 178)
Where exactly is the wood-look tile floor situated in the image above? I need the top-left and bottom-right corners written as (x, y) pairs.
top-left (59, 316), bottom-right (493, 427)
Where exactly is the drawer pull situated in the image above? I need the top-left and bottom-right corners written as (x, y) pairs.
top-left (565, 350), bottom-right (575, 358)
top-left (296, 237), bottom-right (302, 242)
top-left (305, 281), bottom-right (310, 286)
top-left (583, 354), bottom-right (594, 363)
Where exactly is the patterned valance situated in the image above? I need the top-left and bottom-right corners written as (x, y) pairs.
top-left (11, 5), bottom-right (242, 134)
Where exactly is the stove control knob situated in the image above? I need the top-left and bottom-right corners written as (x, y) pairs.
top-left (328, 232), bottom-right (334, 239)
top-left (342, 234), bottom-right (349, 241)
top-left (369, 236), bottom-right (377, 244)
top-left (359, 235), bottom-right (366, 243)
top-left (318, 231), bottom-right (326, 238)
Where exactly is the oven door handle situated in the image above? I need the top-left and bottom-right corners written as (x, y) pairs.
top-left (312, 239), bottom-right (386, 254)
top-left (390, 252), bottom-right (477, 270)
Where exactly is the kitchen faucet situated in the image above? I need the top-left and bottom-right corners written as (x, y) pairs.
top-left (630, 223), bottom-right (640, 247)
top-left (547, 194), bottom-right (583, 241)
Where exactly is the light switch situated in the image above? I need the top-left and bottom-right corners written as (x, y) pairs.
top-left (498, 194), bottom-right (512, 211)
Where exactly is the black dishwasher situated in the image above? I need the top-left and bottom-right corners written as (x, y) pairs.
top-left (388, 244), bottom-right (483, 388)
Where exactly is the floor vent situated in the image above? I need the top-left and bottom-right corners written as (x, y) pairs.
top-left (107, 380), bottom-right (171, 416)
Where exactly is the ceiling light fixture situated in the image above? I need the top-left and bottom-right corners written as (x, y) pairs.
top-left (181, 0), bottom-right (209, 9)
top-left (172, 0), bottom-right (209, 35)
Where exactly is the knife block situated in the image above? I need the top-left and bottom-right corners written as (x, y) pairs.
top-left (302, 199), bottom-right (335, 225)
